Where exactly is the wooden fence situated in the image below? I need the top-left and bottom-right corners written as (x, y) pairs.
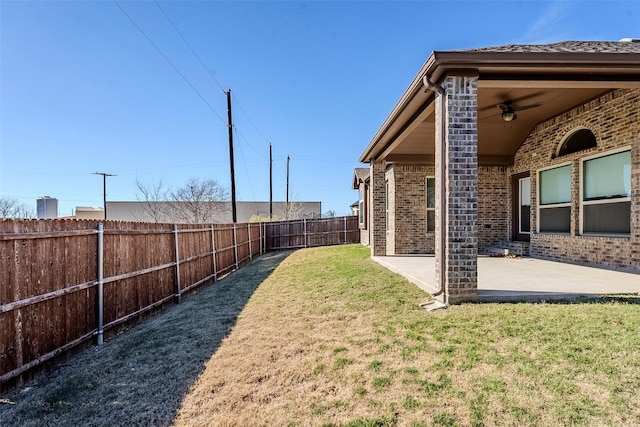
top-left (265, 216), bottom-right (359, 250)
top-left (0, 216), bottom-right (358, 389)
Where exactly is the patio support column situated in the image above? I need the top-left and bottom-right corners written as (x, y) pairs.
top-left (434, 74), bottom-right (479, 304)
top-left (370, 160), bottom-right (387, 256)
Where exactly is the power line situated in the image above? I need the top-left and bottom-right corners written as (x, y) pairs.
top-left (113, 161), bottom-right (229, 176)
top-left (233, 125), bottom-right (268, 159)
top-left (153, 0), bottom-right (227, 95)
top-left (231, 92), bottom-right (271, 144)
top-left (112, 0), bottom-right (226, 126)
top-left (93, 172), bottom-right (116, 220)
top-left (234, 134), bottom-right (256, 200)
top-left (149, 1), bottom-right (267, 200)
top-left (153, 0), bottom-right (272, 160)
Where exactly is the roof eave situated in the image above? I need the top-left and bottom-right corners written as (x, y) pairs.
top-left (359, 50), bottom-right (640, 163)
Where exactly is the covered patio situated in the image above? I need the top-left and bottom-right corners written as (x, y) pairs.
top-left (373, 255), bottom-right (640, 302)
top-left (357, 41), bottom-right (640, 305)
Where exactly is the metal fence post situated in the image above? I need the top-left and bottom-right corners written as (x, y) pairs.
top-left (233, 223), bottom-right (239, 270)
top-left (343, 216), bottom-right (348, 244)
top-left (211, 224), bottom-right (217, 282)
top-left (303, 218), bottom-right (308, 248)
top-left (173, 224), bottom-right (182, 303)
top-left (247, 223), bottom-right (253, 261)
top-left (96, 222), bottom-right (104, 345)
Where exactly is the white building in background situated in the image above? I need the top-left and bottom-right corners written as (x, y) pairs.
top-left (36, 196), bottom-right (58, 219)
top-left (73, 201), bottom-right (322, 223)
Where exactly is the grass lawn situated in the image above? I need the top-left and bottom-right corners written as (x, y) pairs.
top-left (2, 244), bottom-right (640, 426)
top-left (174, 245), bottom-right (640, 427)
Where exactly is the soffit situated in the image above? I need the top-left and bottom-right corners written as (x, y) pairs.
top-left (360, 43), bottom-right (640, 164)
top-left (387, 86), bottom-right (609, 161)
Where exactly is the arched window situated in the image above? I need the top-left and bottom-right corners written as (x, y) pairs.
top-left (557, 128), bottom-right (597, 157)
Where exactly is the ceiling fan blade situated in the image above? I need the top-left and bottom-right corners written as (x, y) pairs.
top-left (497, 103), bottom-right (511, 112)
top-left (513, 102), bottom-right (542, 111)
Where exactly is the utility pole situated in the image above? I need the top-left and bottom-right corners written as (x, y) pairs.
top-left (227, 90), bottom-right (237, 223)
top-left (286, 155), bottom-right (290, 220)
top-left (93, 172), bottom-right (115, 220)
top-left (269, 143), bottom-right (273, 221)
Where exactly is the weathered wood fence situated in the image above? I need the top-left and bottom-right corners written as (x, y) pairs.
top-left (0, 216), bottom-right (359, 389)
top-left (265, 216), bottom-right (359, 250)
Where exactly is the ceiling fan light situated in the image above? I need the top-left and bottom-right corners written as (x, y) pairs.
top-left (502, 111), bottom-right (516, 122)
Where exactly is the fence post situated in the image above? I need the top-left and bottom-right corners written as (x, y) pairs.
top-left (211, 224), bottom-right (217, 282)
top-left (173, 224), bottom-right (182, 303)
top-left (248, 223), bottom-right (253, 261)
top-left (259, 222), bottom-right (263, 254)
top-left (96, 222), bottom-right (104, 346)
top-left (233, 223), bottom-right (239, 270)
top-left (264, 222), bottom-right (268, 253)
top-left (303, 218), bottom-right (308, 248)
top-left (343, 216), bottom-right (348, 244)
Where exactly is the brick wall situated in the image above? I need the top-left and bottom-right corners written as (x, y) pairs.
top-left (370, 161), bottom-right (387, 256)
top-left (385, 166), bottom-right (396, 254)
top-left (388, 165), bottom-right (435, 254)
top-left (438, 75), bottom-right (479, 303)
top-left (478, 167), bottom-right (509, 250)
top-left (383, 164), bottom-right (506, 255)
top-left (510, 88), bottom-right (640, 272)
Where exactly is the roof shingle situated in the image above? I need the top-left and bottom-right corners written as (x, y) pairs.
top-left (457, 40), bottom-right (640, 54)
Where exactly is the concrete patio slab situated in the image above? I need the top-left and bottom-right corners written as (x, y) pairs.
top-left (372, 255), bottom-right (640, 303)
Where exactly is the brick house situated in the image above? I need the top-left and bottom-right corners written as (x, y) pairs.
top-left (355, 40), bottom-right (640, 304)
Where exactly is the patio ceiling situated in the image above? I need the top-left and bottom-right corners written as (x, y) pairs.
top-left (360, 42), bottom-right (640, 166)
top-left (383, 84), bottom-right (610, 166)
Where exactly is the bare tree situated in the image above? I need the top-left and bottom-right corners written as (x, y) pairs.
top-left (280, 200), bottom-right (305, 220)
top-left (135, 179), bottom-right (169, 223)
top-left (169, 177), bottom-right (230, 224)
top-left (0, 197), bottom-right (34, 219)
top-left (279, 191), bottom-right (306, 220)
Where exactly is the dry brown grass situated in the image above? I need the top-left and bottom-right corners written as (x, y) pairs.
top-left (3, 244), bottom-right (640, 427)
top-left (0, 250), bottom-right (291, 427)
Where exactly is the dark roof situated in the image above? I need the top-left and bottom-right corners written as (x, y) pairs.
top-left (457, 40), bottom-right (640, 54)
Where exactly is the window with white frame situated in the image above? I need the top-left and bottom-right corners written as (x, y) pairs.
top-left (538, 164), bottom-right (571, 233)
top-left (581, 149), bottom-right (631, 234)
top-left (519, 177), bottom-right (531, 234)
top-left (426, 177), bottom-right (435, 232)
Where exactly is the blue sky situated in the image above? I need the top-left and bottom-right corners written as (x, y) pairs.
top-left (1, 1), bottom-right (639, 217)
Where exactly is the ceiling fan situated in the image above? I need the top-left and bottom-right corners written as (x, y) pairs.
top-left (497, 100), bottom-right (542, 122)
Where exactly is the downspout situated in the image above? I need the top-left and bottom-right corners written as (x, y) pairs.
top-left (422, 75), bottom-right (446, 298)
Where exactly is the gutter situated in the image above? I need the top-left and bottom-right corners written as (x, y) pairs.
top-left (422, 75), bottom-right (445, 298)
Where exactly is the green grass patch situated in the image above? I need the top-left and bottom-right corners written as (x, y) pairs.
top-left (333, 358), bottom-right (355, 370)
